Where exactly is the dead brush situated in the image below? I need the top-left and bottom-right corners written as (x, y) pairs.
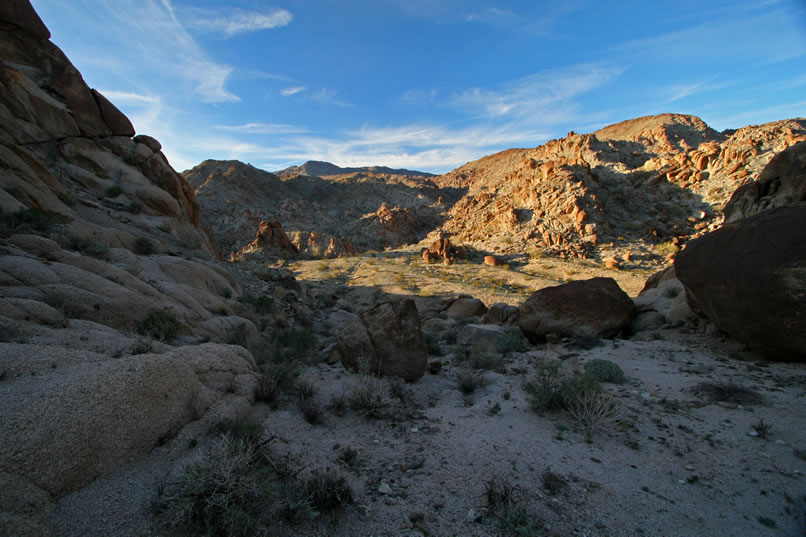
top-left (565, 390), bottom-right (622, 441)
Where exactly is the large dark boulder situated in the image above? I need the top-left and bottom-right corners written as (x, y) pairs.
top-left (675, 204), bottom-right (806, 361)
top-left (724, 142), bottom-right (806, 222)
top-left (518, 277), bottom-right (635, 343)
top-left (336, 298), bottom-right (428, 381)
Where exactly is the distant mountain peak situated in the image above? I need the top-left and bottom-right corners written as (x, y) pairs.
top-left (275, 160), bottom-right (435, 178)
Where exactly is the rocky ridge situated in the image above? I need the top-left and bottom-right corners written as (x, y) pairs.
top-left (431, 113), bottom-right (805, 261)
top-left (184, 159), bottom-right (444, 257)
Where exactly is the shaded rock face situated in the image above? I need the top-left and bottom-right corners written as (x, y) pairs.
top-left (445, 297), bottom-right (487, 319)
top-left (675, 204), bottom-right (806, 361)
top-left (422, 238), bottom-right (463, 264)
top-left (723, 142), bottom-right (806, 223)
top-left (0, 1), bottom-right (262, 522)
top-left (0, 343), bottom-right (256, 498)
top-left (336, 298), bottom-right (428, 381)
top-left (631, 266), bottom-right (695, 333)
top-left (518, 277), bottom-right (636, 343)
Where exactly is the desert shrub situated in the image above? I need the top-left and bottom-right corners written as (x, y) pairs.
top-left (337, 446), bottom-right (360, 468)
top-left (68, 236), bottom-right (109, 256)
top-left (157, 435), bottom-right (277, 537)
top-left (295, 378), bottom-right (318, 400)
top-left (468, 343), bottom-right (504, 372)
top-left (583, 359), bottom-right (626, 383)
top-left (484, 477), bottom-right (543, 536)
top-left (692, 382), bottom-right (763, 405)
top-left (425, 333), bottom-right (442, 356)
top-left (540, 469), bottom-right (567, 494)
top-left (236, 292), bottom-right (270, 312)
top-left (0, 208), bottom-right (55, 236)
top-left (494, 332), bottom-right (526, 354)
top-left (255, 375), bottom-right (281, 405)
top-left (138, 309), bottom-right (180, 341)
top-left (130, 338), bottom-right (153, 355)
top-left (523, 362), bottom-right (600, 412)
top-left (565, 391), bottom-right (621, 440)
top-left (132, 237), bottom-right (155, 255)
top-left (301, 468), bottom-right (353, 510)
top-left (348, 376), bottom-right (389, 418)
top-left (215, 416), bottom-right (263, 444)
top-left (272, 326), bottom-right (317, 361)
top-left (105, 185), bottom-right (122, 197)
top-left (457, 370), bottom-right (487, 394)
top-left (387, 377), bottom-right (411, 401)
top-left (299, 396), bottom-right (325, 425)
top-left (227, 323), bottom-right (251, 348)
top-left (655, 241), bottom-right (678, 256)
top-left (128, 200), bottom-right (144, 214)
top-left (327, 392), bottom-right (348, 417)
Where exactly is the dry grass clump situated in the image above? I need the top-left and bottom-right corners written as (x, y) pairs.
top-left (483, 477), bottom-right (543, 536)
top-left (348, 376), bottom-right (390, 418)
top-left (157, 424), bottom-right (353, 536)
top-left (691, 381), bottom-right (764, 405)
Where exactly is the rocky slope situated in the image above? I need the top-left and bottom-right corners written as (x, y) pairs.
top-left (189, 114), bottom-right (804, 267)
top-left (431, 114), bottom-right (806, 261)
top-left (0, 2), bottom-right (301, 533)
top-left (184, 159), bottom-right (444, 257)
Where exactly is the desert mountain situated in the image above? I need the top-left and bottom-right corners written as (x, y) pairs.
top-left (184, 159), bottom-right (445, 256)
top-left (275, 159), bottom-right (435, 178)
top-left (432, 113), bottom-right (805, 259)
top-left (191, 114), bottom-right (805, 266)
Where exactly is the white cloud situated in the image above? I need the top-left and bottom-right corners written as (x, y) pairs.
top-left (661, 79), bottom-right (733, 104)
top-left (281, 86), bottom-right (307, 96)
top-left (449, 63), bottom-right (624, 120)
top-left (465, 7), bottom-right (518, 24)
top-left (311, 87), bottom-right (352, 106)
top-left (214, 122), bottom-right (309, 134)
top-left (398, 88), bottom-right (438, 105)
top-left (184, 7), bottom-right (293, 37)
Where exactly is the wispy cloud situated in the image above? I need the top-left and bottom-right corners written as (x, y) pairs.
top-left (398, 88), bottom-right (438, 105)
top-left (662, 78), bottom-right (733, 104)
top-left (214, 122), bottom-right (309, 134)
top-left (183, 7), bottom-right (293, 37)
top-left (311, 87), bottom-right (352, 106)
top-left (465, 7), bottom-right (518, 24)
top-left (449, 63), bottom-right (624, 120)
top-left (281, 86), bottom-right (307, 96)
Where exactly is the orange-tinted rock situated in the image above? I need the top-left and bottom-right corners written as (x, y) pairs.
top-left (484, 255), bottom-right (503, 266)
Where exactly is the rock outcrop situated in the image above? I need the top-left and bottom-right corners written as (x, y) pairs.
top-left (185, 159), bottom-right (442, 256)
top-left (723, 142), bottom-right (806, 222)
top-left (675, 204), bottom-right (806, 361)
top-left (335, 298), bottom-right (428, 381)
top-left (0, 3), bottom-right (264, 528)
top-left (518, 277), bottom-right (636, 343)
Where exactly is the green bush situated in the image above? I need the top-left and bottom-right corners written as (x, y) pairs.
top-left (128, 201), bottom-right (144, 214)
top-left (457, 370), bottom-right (487, 394)
top-left (494, 332), bottom-right (526, 353)
top-left (0, 208), bottom-right (55, 236)
top-left (215, 417), bottom-right (263, 445)
top-left (583, 359), bottom-right (626, 383)
top-left (138, 309), bottom-right (180, 341)
top-left (132, 237), bottom-right (155, 255)
top-left (105, 185), bottom-right (122, 197)
top-left (157, 436), bottom-right (277, 537)
top-left (238, 295), bottom-right (274, 315)
top-left (523, 362), bottom-right (600, 412)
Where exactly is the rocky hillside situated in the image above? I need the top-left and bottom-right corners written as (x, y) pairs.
top-left (184, 159), bottom-right (445, 257)
top-left (275, 159), bottom-right (435, 178)
top-left (432, 113), bottom-right (806, 260)
top-left (0, 3), bottom-right (303, 532)
top-left (189, 114), bottom-right (804, 266)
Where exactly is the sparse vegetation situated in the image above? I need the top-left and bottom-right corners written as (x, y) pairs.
top-left (214, 416), bottom-right (263, 445)
top-left (348, 376), bottom-right (390, 418)
top-left (105, 185), bottom-right (122, 197)
top-left (584, 359), bottom-right (626, 383)
top-left (138, 309), bottom-right (180, 341)
top-left (655, 241), bottom-right (679, 256)
top-left (132, 237), bottom-right (156, 255)
top-left (457, 370), bottom-right (487, 394)
top-left (128, 200), bottom-right (144, 214)
top-left (0, 207), bottom-right (56, 236)
top-left (484, 477), bottom-right (543, 537)
top-left (494, 331), bottom-right (527, 353)
top-left (692, 381), bottom-right (764, 405)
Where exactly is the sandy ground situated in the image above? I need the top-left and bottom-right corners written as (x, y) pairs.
top-left (49, 325), bottom-right (806, 537)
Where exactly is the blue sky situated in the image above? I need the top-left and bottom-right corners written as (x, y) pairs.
top-left (30, 0), bottom-right (806, 174)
